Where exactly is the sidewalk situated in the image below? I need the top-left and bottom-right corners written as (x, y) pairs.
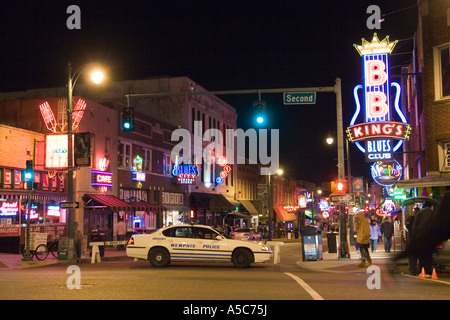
top-left (0, 238), bottom-right (406, 273)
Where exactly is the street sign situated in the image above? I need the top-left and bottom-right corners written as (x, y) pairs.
top-left (283, 92), bottom-right (316, 105)
top-left (329, 193), bottom-right (355, 204)
top-left (60, 201), bottom-right (80, 209)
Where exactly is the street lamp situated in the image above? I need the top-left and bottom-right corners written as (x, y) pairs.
top-left (66, 62), bottom-right (104, 259)
top-left (267, 168), bottom-right (283, 241)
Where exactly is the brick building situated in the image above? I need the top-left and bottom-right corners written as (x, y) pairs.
top-left (397, 0), bottom-right (450, 197)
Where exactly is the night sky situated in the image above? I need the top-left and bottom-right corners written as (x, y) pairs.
top-left (0, 0), bottom-right (418, 184)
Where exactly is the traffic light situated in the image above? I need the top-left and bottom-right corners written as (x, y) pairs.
top-left (25, 160), bottom-right (33, 190)
top-left (253, 100), bottom-right (266, 125)
top-left (335, 180), bottom-right (347, 193)
top-left (122, 108), bottom-right (135, 132)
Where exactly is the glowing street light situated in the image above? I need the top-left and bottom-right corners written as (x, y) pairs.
top-left (66, 62), bottom-right (104, 260)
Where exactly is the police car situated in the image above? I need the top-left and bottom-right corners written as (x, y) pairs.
top-left (126, 224), bottom-right (273, 268)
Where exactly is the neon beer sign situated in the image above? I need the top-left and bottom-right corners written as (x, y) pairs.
top-left (347, 33), bottom-right (410, 155)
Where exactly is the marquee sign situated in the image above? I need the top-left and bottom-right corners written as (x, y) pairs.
top-left (347, 33), bottom-right (410, 160)
top-left (91, 170), bottom-right (113, 187)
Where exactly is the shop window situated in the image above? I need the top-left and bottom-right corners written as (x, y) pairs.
top-left (434, 43), bottom-right (450, 100)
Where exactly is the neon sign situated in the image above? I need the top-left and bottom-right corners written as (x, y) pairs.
top-left (172, 164), bottom-right (198, 185)
top-left (0, 201), bottom-right (19, 216)
top-left (216, 156), bottom-right (231, 185)
top-left (348, 33), bottom-right (410, 156)
top-left (370, 159), bottom-right (403, 186)
top-left (91, 170), bottom-right (113, 187)
top-left (47, 205), bottom-right (61, 217)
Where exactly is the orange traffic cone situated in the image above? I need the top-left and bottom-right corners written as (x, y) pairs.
top-left (432, 268), bottom-right (438, 280)
top-left (420, 267), bottom-right (426, 279)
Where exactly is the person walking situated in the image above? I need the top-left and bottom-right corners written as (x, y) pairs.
top-left (381, 216), bottom-right (395, 252)
top-left (355, 211), bottom-right (371, 267)
top-left (116, 218), bottom-right (126, 251)
top-left (369, 219), bottom-right (381, 252)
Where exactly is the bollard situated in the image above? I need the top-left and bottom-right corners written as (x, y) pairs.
top-left (268, 241), bottom-right (284, 264)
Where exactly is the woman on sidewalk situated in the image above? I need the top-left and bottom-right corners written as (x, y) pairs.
top-left (369, 220), bottom-right (381, 252)
top-left (355, 211), bottom-right (372, 268)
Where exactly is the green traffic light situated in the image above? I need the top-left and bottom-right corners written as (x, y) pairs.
top-left (256, 116), bottom-right (264, 124)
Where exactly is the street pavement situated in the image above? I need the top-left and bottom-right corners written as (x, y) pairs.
top-left (0, 237), bottom-right (413, 275)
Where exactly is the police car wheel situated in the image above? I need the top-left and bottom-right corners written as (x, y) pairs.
top-left (232, 248), bottom-right (252, 268)
top-left (149, 247), bottom-right (170, 268)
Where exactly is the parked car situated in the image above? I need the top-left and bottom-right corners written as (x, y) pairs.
top-left (433, 239), bottom-right (450, 270)
top-left (232, 228), bottom-right (261, 241)
top-left (127, 224), bottom-right (272, 268)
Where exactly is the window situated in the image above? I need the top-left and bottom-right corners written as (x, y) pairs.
top-left (143, 148), bottom-right (151, 172)
top-left (195, 227), bottom-right (219, 239)
top-left (438, 140), bottom-right (450, 172)
top-left (163, 227), bottom-right (193, 238)
top-left (163, 154), bottom-right (171, 175)
top-left (434, 44), bottom-right (450, 99)
top-left (118, 142), bottom-right (132, 169)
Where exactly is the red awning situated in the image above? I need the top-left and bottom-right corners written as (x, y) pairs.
top-left (273, 205), bottom-right (297, 222)
top-left (129, 202), bottom-right (162, 211)
top-left (84, 194), bottom-right (133, 211)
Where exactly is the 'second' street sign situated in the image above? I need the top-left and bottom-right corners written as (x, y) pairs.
top-left (60, 201), bottom-right (80, 209)
top-left (329, 193), bottom-right (355, 204)
top-left (283, 92), bottom-right (316, 105)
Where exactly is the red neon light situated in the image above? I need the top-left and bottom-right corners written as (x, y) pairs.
top-left (96, 174), bottom-right (112, 184)
top-left (347, 121), bottom-right (411, 142)
top-left (39, 101), bottom-right (57, 133)
top-left (365, 60), bottom-right (387, 86)
top-left (366, 92), bottom-right (388, 118)
top-left (72, 99), bottom-right (86, 130)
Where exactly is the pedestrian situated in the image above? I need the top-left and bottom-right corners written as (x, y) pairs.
top-left (116, 218), bottom-right (126, 251)
top-left (369, 219), bottom-right (381, 252)
top-left (412, 201), bottom-right (434, 276)
top-left (381, 216), bottom-right (394, 252)
top-left (355, 211), bottom-right (371, 267)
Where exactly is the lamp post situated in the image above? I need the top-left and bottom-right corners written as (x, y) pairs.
top-left (66, 62), bottom-right (104, 259)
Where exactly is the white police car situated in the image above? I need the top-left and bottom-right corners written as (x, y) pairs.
top-left (126, 224), bottom-right (273, 268)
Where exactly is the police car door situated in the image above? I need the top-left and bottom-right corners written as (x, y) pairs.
top-left (194, 227), bottom-right (231, 262)
top-left (166, 226), bottom-right (197, 261)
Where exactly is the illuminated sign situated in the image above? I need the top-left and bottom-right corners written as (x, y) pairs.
top-left (370, 160), bottom-right (402, 186)
top-left (91, 170), bottom-right (113, 187)
top-left (132, 171), bottom-right (146, 182)
top-left (216, 156), bottom-right (231, 185)
top-left (39, 99), bottom-right (86, 133)
top-left (47, 205), bottom-right (61, 217)
top-left (364, 138), bottom-right (393, 161)
top-left (98, 158), bottom-right (110, 171)
top-left (172, 164), bottom-right (198, 185)
top-left (45, 134), bottom-right (70, 169)
top-left (0, 201), bottom-right (19, 216)
top-left (283, 205), bottom-right (300, 212)
top-left (348, 33), bottom-right (410, 157)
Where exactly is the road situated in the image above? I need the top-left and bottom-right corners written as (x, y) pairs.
top-left (1, 243), bottom-right (449, 304)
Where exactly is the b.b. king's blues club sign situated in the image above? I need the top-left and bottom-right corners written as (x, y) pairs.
top-left (347, 33), bottom-right (411, 189)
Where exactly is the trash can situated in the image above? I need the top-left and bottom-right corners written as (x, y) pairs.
top-left (326, 232), bottom-right (338, 253)
top-left (90, 230), bottom-right (106, 257)
top-left (301, 226), bottom-right (323, 261)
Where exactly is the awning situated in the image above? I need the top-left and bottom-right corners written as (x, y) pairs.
top-left (84, 194), bottom-right (133, 211)
top-left (395, 175), bottom-right (450, 188)
top-left (273, 205), bottom-right (297, 222)
top-left (129, 202), bottom-right (163, 211)
top-left (190, 192), bottom-right (236, 211)
top-left (239, 200), bottom-right (263, 215)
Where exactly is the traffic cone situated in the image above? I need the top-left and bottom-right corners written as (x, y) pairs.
top-left (420, 267), bottom-right (426, 279)
top-left (432, 268), bottom-right (438, 280)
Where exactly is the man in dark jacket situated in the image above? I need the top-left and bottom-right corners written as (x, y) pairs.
top-left (381, 216), bottom-right (394, 253)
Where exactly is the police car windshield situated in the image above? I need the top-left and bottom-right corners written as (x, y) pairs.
top-left (214, 228), bottom-right (232, 239)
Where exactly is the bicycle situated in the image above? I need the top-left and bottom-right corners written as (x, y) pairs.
top-left (22, 239), bottom-right (59, 261)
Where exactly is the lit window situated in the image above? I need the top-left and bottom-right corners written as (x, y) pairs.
top-left (434, 44), bottom-right (450, 99)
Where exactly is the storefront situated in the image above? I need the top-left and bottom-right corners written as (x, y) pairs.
top-left (190, 192), bottom-right (236, 226)
top-left (239, 199), bottom-right (263, 228)
top-left (0, 193), bottom-right (67, 253)
top-left (162, 191), bottom-right (188, 226)
top-left (83, 194), bottom-right (133, 241)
